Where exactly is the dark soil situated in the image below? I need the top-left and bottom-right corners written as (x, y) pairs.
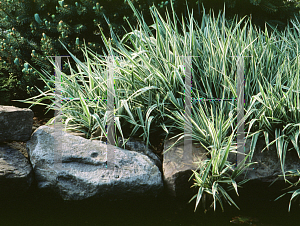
top-left (8, 97), bottom-right (55, 124)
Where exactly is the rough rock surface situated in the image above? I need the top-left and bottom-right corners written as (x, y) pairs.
top-left (26, 125), bottom-right (163, 201)
top-left (0, 105), bottom-right (34, 142)
top-left (0, 143), bottom-right (33, 199)
top-left (237, 137), bottom-right (300, 183)
top-left (117, 136), bottom-right (162, 172)
top-left (162, 136), bottom-right (208, 201)
top-left (162, 134), bottom-right (300, 202)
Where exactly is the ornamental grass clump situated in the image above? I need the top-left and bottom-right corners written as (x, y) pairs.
top-left (13, 0), bottom-right (300, 212)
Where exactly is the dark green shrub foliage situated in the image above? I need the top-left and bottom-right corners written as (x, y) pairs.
top-left (0, 0), bottom-right (139, 105)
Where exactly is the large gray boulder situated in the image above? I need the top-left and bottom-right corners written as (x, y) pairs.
top-left (26, 125), bottom-right (163, 201)
top-left (0, 105), bottom-right (34, 142)
top-left (0, 143), bottom-right (33, 199)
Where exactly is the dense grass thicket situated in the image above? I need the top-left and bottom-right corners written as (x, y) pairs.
top-left (14, 1), bottom-right (300, 212)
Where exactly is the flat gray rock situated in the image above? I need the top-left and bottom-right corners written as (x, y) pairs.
top-left (26, 125), bottom-right (163, 201)
top-left (0, 143), bottom-right (33, 199)
top-left (0, 105), bottom-right (33, 142)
